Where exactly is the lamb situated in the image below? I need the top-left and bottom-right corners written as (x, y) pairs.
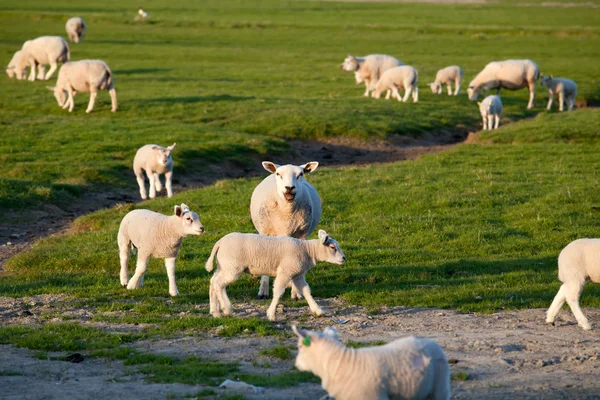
top-left (205, 230), bottom-right (345, 321)
top-left (133, 143), bottom-right (176, 200)
top-left (546, 238), bottom-right (600, 330)
top-left (292, 325), bottom-right (451, 400)
top-left (118, 203), bottom-right (204, 297)
top-left (47, 60), bottom-right (117, 113)
top-left (340, 54), bottom-right (403, 97)
top-left (10, 36), bottom-right (70, 81)
top-left (65, 17), bottom-right (87, 43)
top-left (467, 59), bottom-right (539, 109)
top-left (250, 161), bottom-right (322, 299)
top-left (5, 50), bottom-right (44, 79)
top-left (371, 65), bottom-right (419, 103)
top-left (477, 95), bottom-right (503, 130)
top-left (540, 75), bottom-right (577, 112)
top-left (428, 65), bottom-right (463, 96)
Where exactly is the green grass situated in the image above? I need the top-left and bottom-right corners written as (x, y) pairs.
top-left (452, 370), bottom-right (471, 381)
top-left (260, 344), bottom-right (294, 360)
top-left (346, 340), bottom-right (388, 349)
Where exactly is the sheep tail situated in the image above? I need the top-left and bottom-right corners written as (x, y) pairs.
top-left (205, 239), bottom-right (221, 272)
top-left (101, 68), bottom-right (114, 91)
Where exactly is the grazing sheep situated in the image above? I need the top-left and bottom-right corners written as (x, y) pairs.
top-left (205, 230), bottom-right (345, 321)
top-left (372, 65), bottom-right (419, 103)
top-left (429, 65), bottom-right (463, 96)
top-left (118, 204), bottom-right (204, 296)
top-left (47, 60), bottom-right (117, 113)
top-left (136, 9), bottom-right (150, 20)
top-left (250, 161), bottom-right (322, 300)
top-left (467, 59), bottom-right (539, 109)
top-left (340, 54), bottom-right (403, 97)
top-left (11, 36), bottom-right (69, 81)
top-left (133, 143), bottom-right (176, 200)
top-left (5, 50), bottom-right (44, 79)
top-left (292, 325), bottom-right (451, 400)
top-left (477, 95), bottom-right (503, 130)
top-left (546, 238), bottom-right (600, 330)
top-left (65, 17), bottom-right (87, 43)
top-left (540, 75), bottom-right (577, 112)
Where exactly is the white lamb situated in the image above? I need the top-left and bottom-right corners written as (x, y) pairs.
top-left (205, 230), bottom-right (345, 321)
top-left (371, 65), bottom-right (419, 103)
top-left (540, 75), bottom-right (577, 112)
top-left (65, 17), bottom-right (87, 43)
top-left (11, 36), bottom-right (70, 81)
top-left (250, 161), bottom-right (321, 300)
top-left (133, 143), bottom-right (176, 200)
top-left (429, 65), bottom-right (463, 96)
top-left (546, 239), bottom-right (600, 330)
top-left (292, 325), bottom-right (451, 400)
top-left (340, 54), bottom-right (403, 97)
top-left (5, 49), bottom-right (45, 79)
top-left (118, 203), bottom-right (204, 297)
top-left (47, 60), bottom-right (117, 113)
top-left (467, 59), bottom-right (539, 109)
top-left (477, 95), bottom-right (503, 130)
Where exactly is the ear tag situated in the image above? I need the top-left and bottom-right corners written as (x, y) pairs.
top-left (302, 336), bottom-right (311, 347)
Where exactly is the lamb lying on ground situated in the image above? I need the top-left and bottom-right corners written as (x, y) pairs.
top-left (540, 75), bottom-right (577, 112)
top-left (47, 60), bottom-right (117, 113)
top-left (478, 95), bottom-right (502, 130)
top-left (292, 325), bottom-right (451, 400)
top-left (429, 65), bottom-right (463, 96)
top-left (133, 143), bottom-right (176, 200)
top-left (371, 65), bottom-right (419, 103)
top-left (66, 17), bottom-right (87, 43)
top-left (250, 161), bottom-right (321, 299)
top-left (205, 230), bottom-right (345, 321)
top-left (118, 203), bottom-right (204, 296)
top-left (10, 36), bottom-right (69, 81)
top-left (546, 238), bottom-right (600, 330)
top-left (340, 54), bottom-right (403, 97)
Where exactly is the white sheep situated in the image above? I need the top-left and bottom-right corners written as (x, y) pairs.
top-left (467, 59), bottom-right (539, 109)
top-left (540, 75), bottom-right (577, 112)
top-left (250, 161), bottom-right (322, 300)
top-left (205, 230), bottom-right (345, 321)
top-left (428, 65), bottom-right (463, 96)
top-left (5, 50), bottom-right (45, 79)
top-left (65, 17), bottom-right (87, 43)
top-left (133, 143), bottom-right (176, 200)
top-left (477, 95), bottom-right (503, 130)
top-left (292, 325), bottom-right (451, 400)
top-left (118, 203), bottom-right (204, 296)
top-left (546, 238), bottom-right (600, 330)
top-left (10, 36), bottom-right (70, 81)
top-left (47, 60), bottom-right (117, 113)
top-left (340, 54), bottom-right (403, 97)
top-left (371, 65), bottom-right (419, 103)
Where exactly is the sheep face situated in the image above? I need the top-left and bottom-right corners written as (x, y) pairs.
top-left (153, 143), bottom-right (176, 166)
top-left (262, 161), bottom-right (319, 203)
top-left (49, 87), bottom-right (67, 107)
top-left (174, 203), bottom-right (204, 236)
top-left (540, 75), bottom-right (552, 88)
top-left (5, 67), bottom-right (15, 79)
top-left (340, 55), bottom-right (358, 72)
top-left (292, 325), bottom-right (338, 372)
top-left (318, 230), bottom-right (346, 265)
top-left (467, 86), bottom-right (480, 101)
top-left (428, 82), bottom-right (439, 93)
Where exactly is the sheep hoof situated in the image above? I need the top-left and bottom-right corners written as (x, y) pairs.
top-left (85, 109), bottom-right (92, 113)
top-left (257, 294), bottom-right (269, 300)
top-left (580, 323), bottom-right (592, 331)
top-left (169, 290), bottom-right (179, 297)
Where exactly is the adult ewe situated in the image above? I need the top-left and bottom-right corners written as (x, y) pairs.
top-left (65, 17), bottom-right (87, 43)
top-left (467, 59), bottom-right (539, 109)
top-left (340, 54), bottom-right (403, 97)
top-left (250, 161), bottom-right (321, 299)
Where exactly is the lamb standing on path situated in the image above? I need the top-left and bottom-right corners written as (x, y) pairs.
top-left (10, 36), bottom-right (69, 81)
top-left (340, 54), bottom-right (403, 97)
top-left (478, 95), bottom-right (503, 130)
top-left (66, 17), bottom-right (87, 43)
top-left (292, 325), bottom-right (451, 400)
top-left (371, 65), bottom-right (419, 103)
top-left (118, 204), bottom-right (204, 296)
top-left (429, 65), bottom-right (463, 96)
top-left (540, 75), bottom-right (578, 112)
top-left (133, 143), bottom-right (176, 200)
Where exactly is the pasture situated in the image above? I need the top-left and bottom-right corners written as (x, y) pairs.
top-left (1, 0), bottom-right (600, 398)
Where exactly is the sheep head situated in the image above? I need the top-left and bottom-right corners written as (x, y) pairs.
top-left (467, 85), bottom-right (480, 101)
top-left (292, 325), bottom-right (341, 373)
top-left (340, 55), bottom-right (358, 72)
top-left (262, 161), bottom-right (318, 203)
top-left (318, 230), bottom-right (346, 265)
top-left (540, 75), bottom-right (553, 88)
top-left (428, 82), bottom-right (439, 93)
top-left (47, 86), bottom-right (67, 107)
top-left (152, 143), bottom-right (176, 166)
top-left (174, 203), bottom-right (204, 236)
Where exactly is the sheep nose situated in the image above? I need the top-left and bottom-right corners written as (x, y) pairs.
top-left (285, 186), bottom-right (295, 192)
top-left (342, 256), bottom-right (346, 262)
top-left (199, 226), bottom-right (205, 233)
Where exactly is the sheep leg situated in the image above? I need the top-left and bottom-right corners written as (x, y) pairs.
top-left (28, 61), bottom-right (37, 81)
top-left (258, 276), bottom-right (270, 299)
top-left (447, 83), bottom-right (452, 96)
top-left (36, 64), bottom-right (46, 80)
top-left (546, 284), bottom-right (567, 324)
top-left (565, 282), bottom-right (591, 330)
top-left (546, 93), bottom-right (553, 111)
top-left (164, 257), bottom-right (179, 296)
top-left (494, 115), bottom-right (500, 129)
top-left (266, 275), bottom-right (288, 321)
top-left (86, 91), bottom-right (97, 113)
top-left (127, 255), bottom-right (149, 290)
top-left (292, 276), bottom-right (323, 316)
top-left (392, 86), bottom-right (402, 102)
top-left (412, 86), bottom-right (418, 103)
top-left (209, 279), bottom-right (221, 317)
top-left (44, 62), bottom-right (58, 80)
top-left (385, 90), bottom-right (391, 100)
top-left (118, 237), bottom-right (130, 287)
top-left (67, 89), bottom-right (76, 112)
top-left (210, 270), bottom-right (236, 317)
top-left (482, 116), bottom-right (487, 131)
top-left (154, 173), bottom-right (163, 193)
top-left (402, 87), bottom-right (412, 103)
top-left (567, 96), bottom-right (575, 112)
top-left (147, 170), bottom-right (157, 199)
top-left (108, 88), bottom-right (118, 112)
top-left (558, 91), bottom-right (565, 112)
top-left (432, 359), bottom-right (451, 400)
top-left (290, 281), bottom-right (303, 300)
top-left (135, 169), bottom-right (147, 199)
top-left (488, 115), bottom-right (495, 130)
top-left (165, 170), bottom-right (173, 198)
top-left (454, 80), bottom-right (461, 96)
top-left (363, 81), bottom-right (370, 97)
top-left (527, 84), bottom-right (536, 109)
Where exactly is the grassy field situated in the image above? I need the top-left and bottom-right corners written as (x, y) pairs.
top-left (2, 0), bottom-right (600, 390)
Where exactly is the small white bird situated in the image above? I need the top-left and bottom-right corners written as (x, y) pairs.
top-left (138, 8), bottom-right (149, 19)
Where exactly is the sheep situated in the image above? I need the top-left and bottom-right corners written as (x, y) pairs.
top-left (292, 325), bottom-right (451, 400)
top-left (340, 54), bottom-right (403, 97)
top-left (118, 203), bottom-right (204, 297)
top-left (428, 65), bottom-right (463, 96)
top-left (133, 143), bottom-right (176, 200)
top-left (205, 230), bottom-right (345, 321)
top-left (65, 17), bottom-right (87, 43)
top-left (250, 161), bottom-right (322, 300)
top-left (540, 75), bottom-right (577, 112)
top-left (10, 36), bottom-right (70, 81)
top-left (546, 238), bottom-right (600, 330)
top-left (477, 95), bottom-right (503, 130)
top-left (467, 59), bottom-right (539, 109)
top-left (47, 60), bottom-right (117, 113)
top-left (371, 65), bottom-right (419, 103)
top-left (5, 50), bottom-right (45, 79)
top-left (136, 9), bottom-right (150, 20)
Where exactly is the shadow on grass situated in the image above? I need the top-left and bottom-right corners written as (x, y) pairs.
top-left (137, 94), bottom-right (255, 105)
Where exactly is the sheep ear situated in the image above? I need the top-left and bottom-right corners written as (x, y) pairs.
top-left (323, 326), bottom-right (339, 340)
top-left (174, 205), bottom-right (183, 217)
top-left (318, 230), bottom-right (329, 245)
top-left (167, 143), bottom-right (176, 151)
top-left (292, 325), bottom-right (307, 339)
top-left (46, 86), bottom-right (55, 91)
top-left (477, 102), bottom-right (481, 106)
top-left (549, 75), bottom-right (553, 79)
top-left (180, 203), bottom-right (190, 213)
top-left (301, 161), bottom-right (319, 174)
top-left (262, 161), bottom-right (279, 174)
top-left (151, 145), bottom-right (158, 150)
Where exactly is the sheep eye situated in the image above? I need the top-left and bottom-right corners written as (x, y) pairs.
top-left (276, 173), bottom-right (280, 177)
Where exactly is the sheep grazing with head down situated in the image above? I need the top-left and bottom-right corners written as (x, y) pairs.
top-left (8, 36), bottom-right (69, 81)
top-left (429, 65), bottom-right (463, 96)
top-left (133, 143), bottom-right (176, 200)
top-left (540, 75), bottom-right (578, 112)
top-left (65, 17), bottom-right (87, 43)
top-left (118, 204), bottom-right (204, 296)
top-left (250, 161), bottom-right (322, 299)
top-left (292, 325), bottom-right (451, 400)
top-left (371, 65), bottom-right (419, 103)
top-left (205, 230), bottom-right (345, 321)
top-left (340, 54), bottom-right (403, 97)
